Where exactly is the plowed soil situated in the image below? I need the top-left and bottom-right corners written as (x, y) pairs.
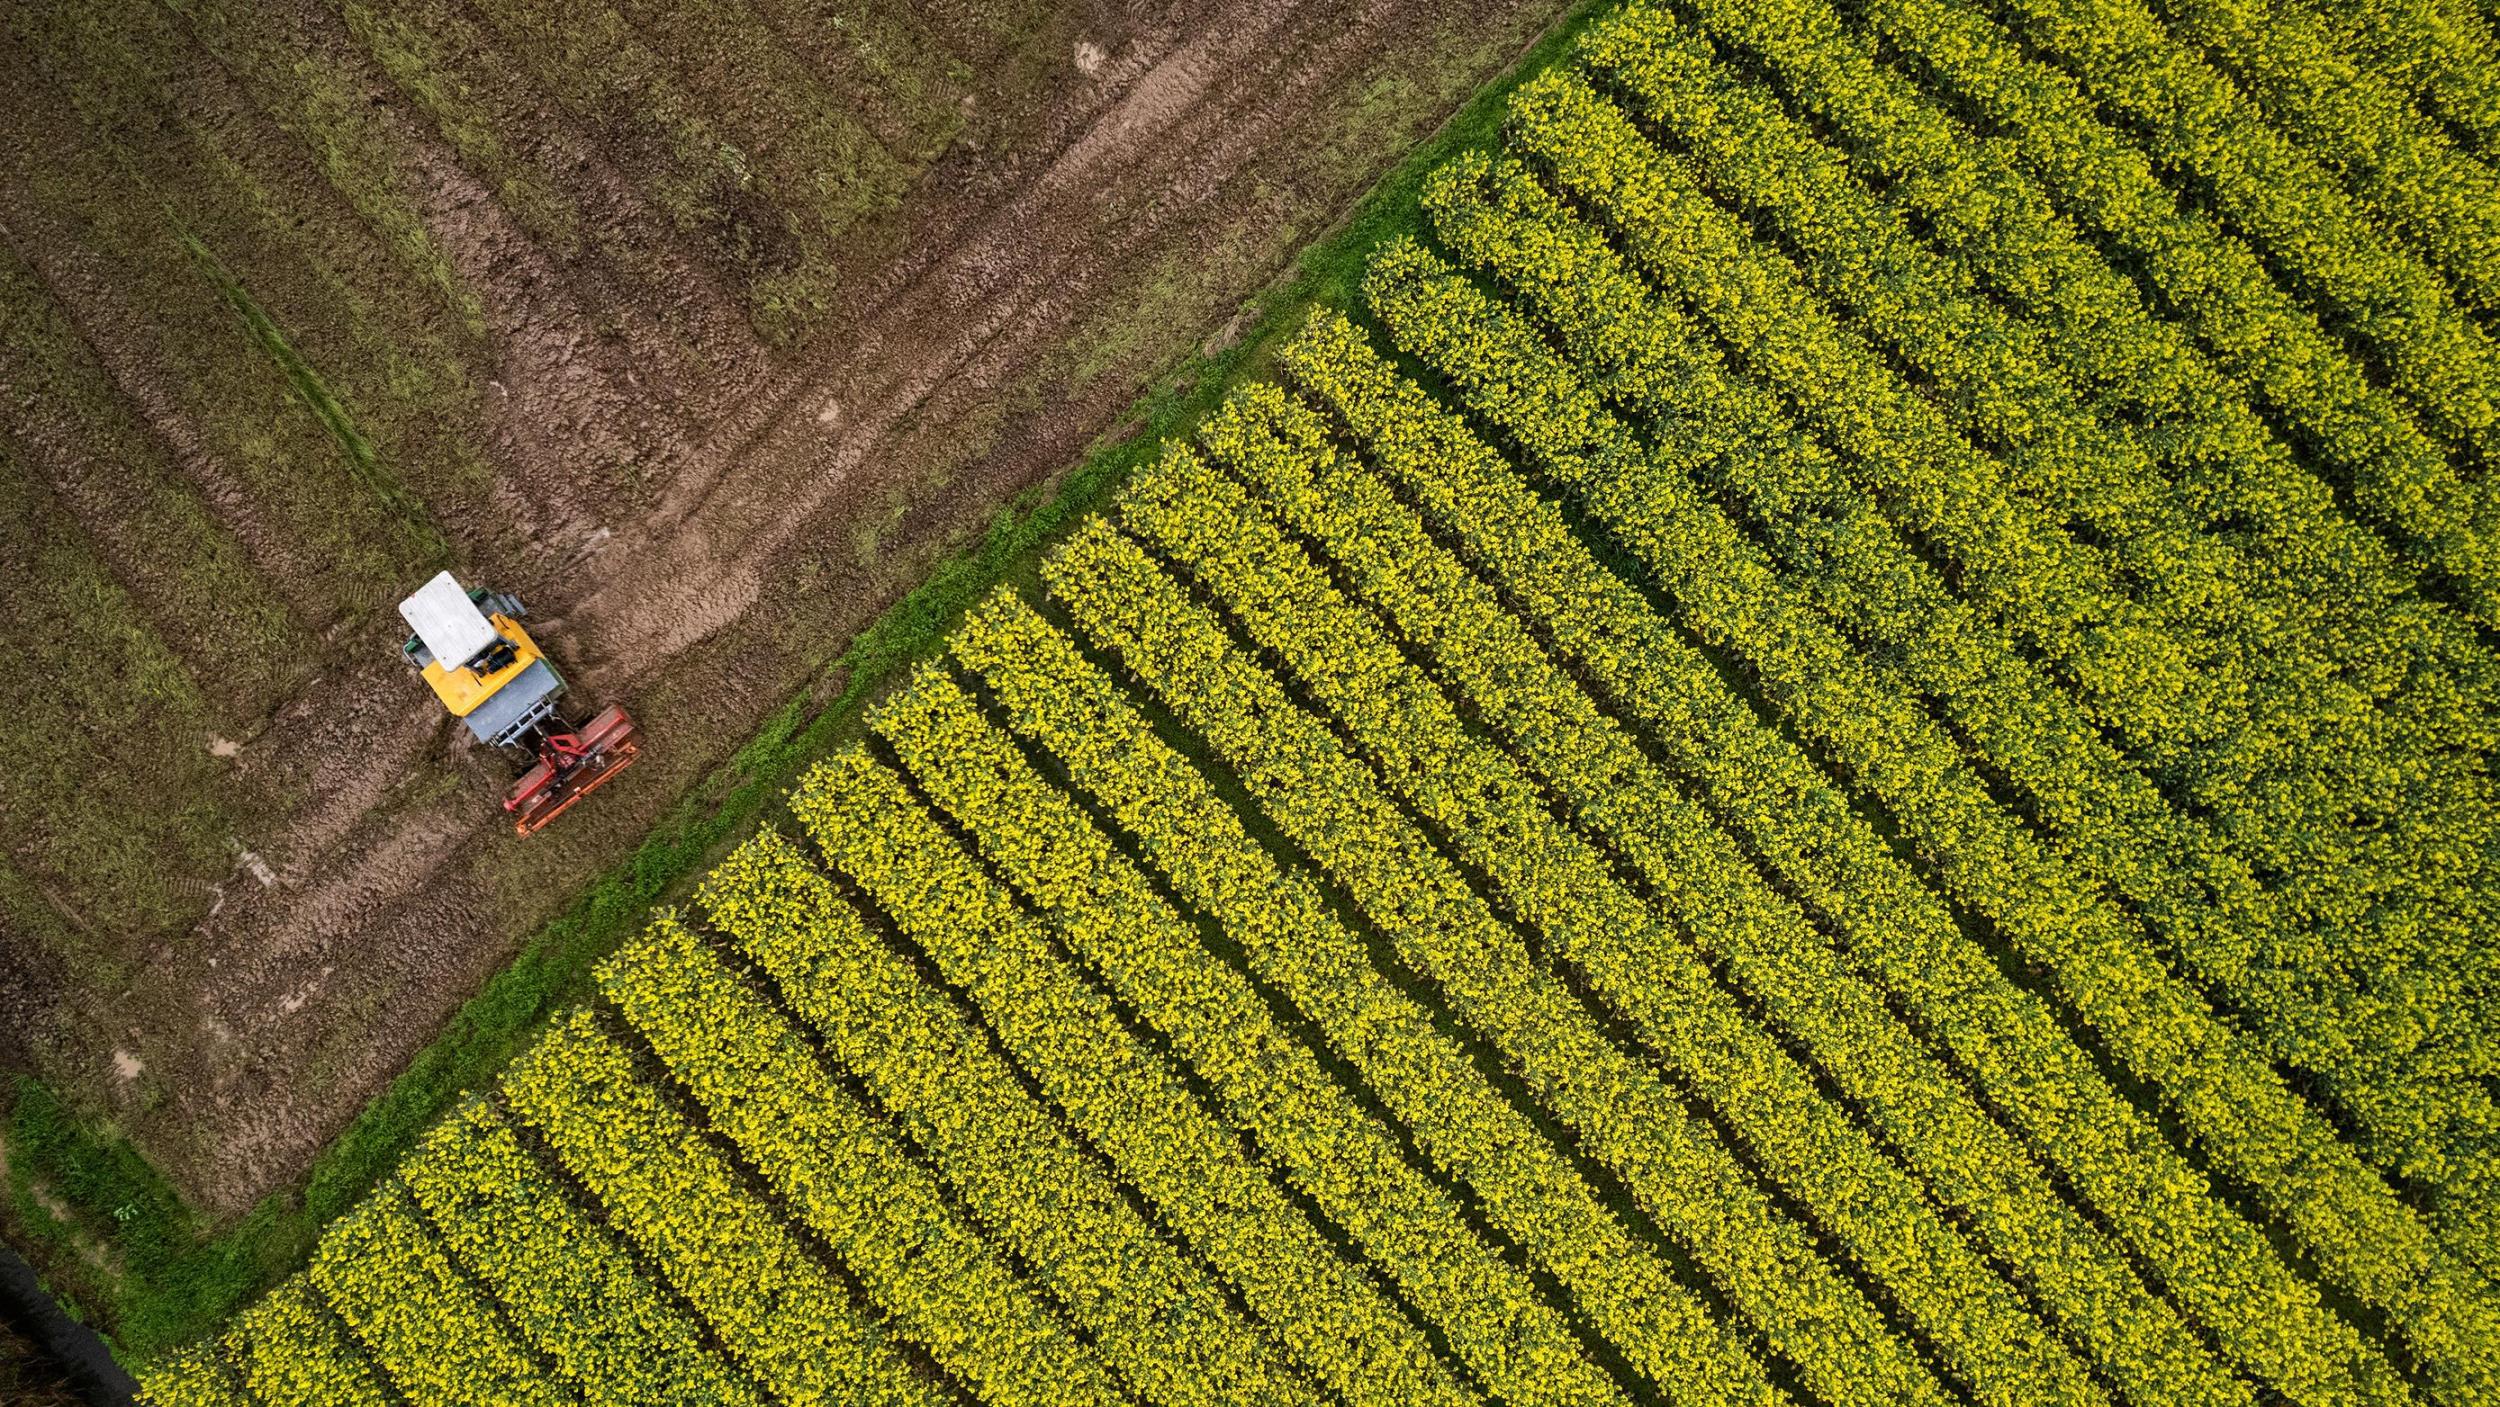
top-left (0, 0), bottom-right (1569, 1218)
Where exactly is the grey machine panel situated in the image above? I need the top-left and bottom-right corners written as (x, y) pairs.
top-left (462, 658), bottom-right (564, 746)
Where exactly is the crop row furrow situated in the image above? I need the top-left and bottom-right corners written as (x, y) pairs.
top-left (1029, 526), bottom-right (1957, 1407)
top-left (308, 1181), bottom-right (572, 1407)
top-left (1423, 126), bottom-right (2500, 1215)
top-left (1358, 246), bottom-right (2500, 1401)
top-left (1635, 0), bottom-right (2500, 1078)
top-left (2312, 0), bottom-right (2500, 154)
top-left (500, 1011), bottom-right (945, 1407)
top-left (139, 1348), bottom-right (254, 1407)
top-left (1109, 438), bottom-right (2111, 1407)
top-left (598, 917), bottom-right (1132, 1407)
top-left (1652, 0), bottom-right (2500, 777)
top-left (773, 782), bottom-right (1480, 1407)
top-left (1278, 308), bottom-right (2416, 1407)
top-left (1195, 380), bottom-right (2254, 1407)
top-left (1576, 0), bottom-right (2500, 967)
top-left (819, 739), bottom-right (1630, 1407)
top-left (222, 1277), bottom-right (388, 1407)
top-left (1956, 0), bottom-right (2500, 459)
top-left (1581, 12), bottom-right (2219, 629)
top-left (1571, 0), bottom-right (2500, 957)
top-left (688, 839), bottom-right (1321, 1407)
top-left (1512, 79), bottom-right (2216, 771)
top-left (1833, 0), bottom-right (2500, 617)
top-left (2149, 0), bottom-right (2500, 313)
top-left (887, 648), bottom-right (1782, 1407)
top-left (402, 1097), bottom-right (762, 1407)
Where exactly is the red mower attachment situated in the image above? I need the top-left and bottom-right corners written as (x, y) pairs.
top-left (505, 705), bottom-right (642, 837)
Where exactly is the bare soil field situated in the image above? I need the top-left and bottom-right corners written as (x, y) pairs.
top-left (0, 0), bottom-right (1570, 1283)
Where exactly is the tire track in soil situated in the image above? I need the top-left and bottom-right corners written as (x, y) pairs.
top-left (8, 0), bottom-right (1565, 1215)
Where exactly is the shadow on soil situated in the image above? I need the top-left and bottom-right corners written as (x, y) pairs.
top-left (2, 1240), bottom-right (135, 1405)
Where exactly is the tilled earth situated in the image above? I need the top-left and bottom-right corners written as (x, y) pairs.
top-left (0, 0), bottom-right (1569, 1221)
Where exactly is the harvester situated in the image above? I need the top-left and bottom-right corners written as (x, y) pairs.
top-left (397, 571), bottom-right (640, 836)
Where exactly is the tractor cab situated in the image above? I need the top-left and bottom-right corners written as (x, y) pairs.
top-left (398, 571), bottom-right (639, 835)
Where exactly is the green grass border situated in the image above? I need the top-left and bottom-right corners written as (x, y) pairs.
top-left (2, 0), bottom-right (1609, 1366)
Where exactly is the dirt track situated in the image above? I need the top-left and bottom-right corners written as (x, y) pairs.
top-left (0, 0), bottom-right (1568, 1216)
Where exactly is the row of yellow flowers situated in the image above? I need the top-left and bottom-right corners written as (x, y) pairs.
top-left (309, 1183), bottom-right (570, 1407)
top-left (1428, 97), bottom-right (2500, 1249)
top-left (599, 916), bottom-right (1130, 1407)
top-left (1354, 233), bottom-right (2500, 1403)
top-left (1622, 0), bottom-right (2500, 1101)
top-left (785, 756), bottom-right (1477, 1407)
top-left (1636, 0), bottom-right (2500, 779)
top-left (403, 1098), bottom-right (757, 1407)
top-left (223, 1277), bottom-right (390, 1407)
top-left (2153, 0), bottom-right (2500, 313)
top-left (1277, 308), bottom-right (2417, 1406)
top-left (1108, 436), bottom-right (2115, 1407)
top-left (1581, 0), bottom-right (2500, 891)
top-left (2307, 0), bottom-right (2500, 155)
top-left (133, 1346), bottom-right (248, 1407)
top-left (879, 654), bottom-right (1767, 1406)
top-left (501, 1011), bottom-right (942, 1407)
top-left (1570, 0), bottom-right (2500, 1045)
top-left (1943, 0), bottom-right (2500, 462)
top-left (139, 1276), bottom-right (388, 1407)
top-left (695, 830), bottom-right (1319, 1407)
top-left (1511, 72), bottom-right (2207, 756)
top-left (836, 724), bottom-right (1624, 1407)
top-left (1583, 0), bottom-right (2499, 754)
top-left (1039, 517), bottom-right (1954, 1407)
top-left (1821, 0), bottom-right (2500, 613)
top-left (1192, 380), bottom-right (2250, 1407)
top-left (144, 1096), bottom-right (707, 1407)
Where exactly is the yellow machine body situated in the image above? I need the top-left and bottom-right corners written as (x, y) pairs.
top-left (420, 614), bottom-right (543, 717)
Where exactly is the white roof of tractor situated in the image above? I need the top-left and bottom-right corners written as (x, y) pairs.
top-left (398, 570), bottom-right (500, 668)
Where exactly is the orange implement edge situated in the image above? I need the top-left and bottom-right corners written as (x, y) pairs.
top-left (509, 706), bottom-right (641, 837)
